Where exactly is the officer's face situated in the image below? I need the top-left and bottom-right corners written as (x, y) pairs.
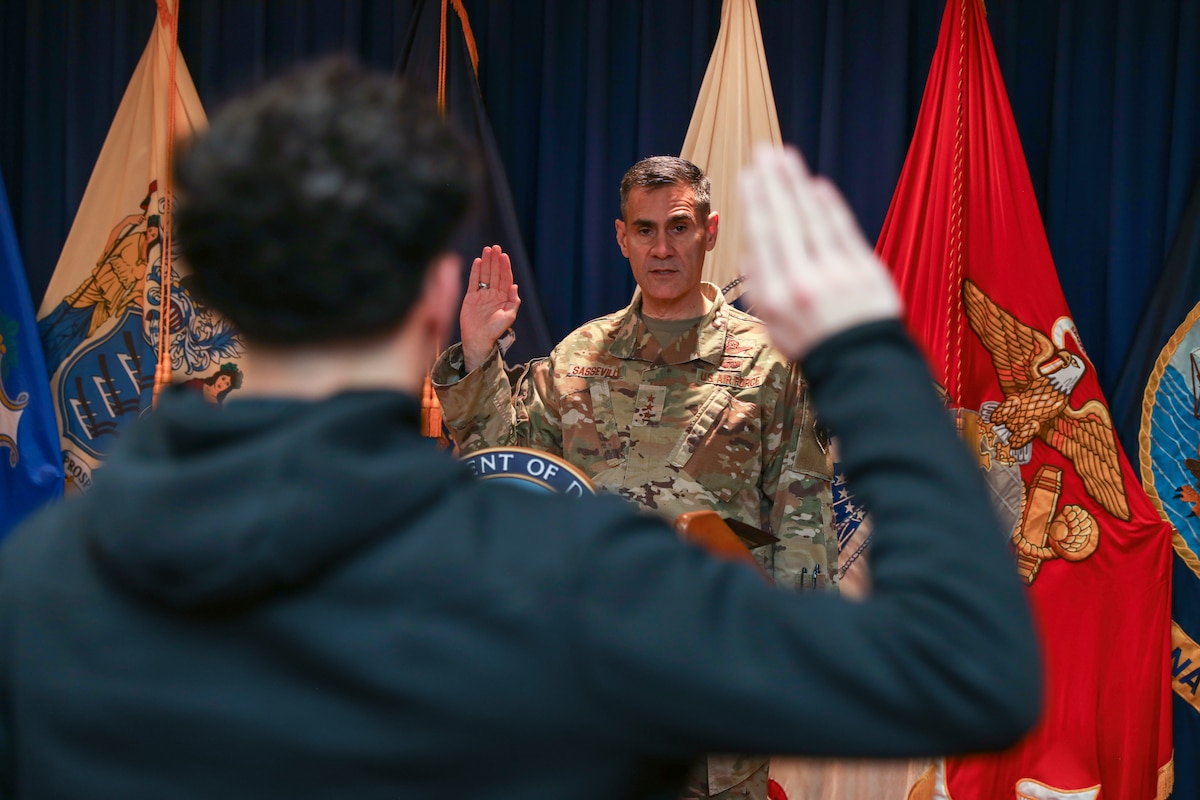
top-left (615, 184), bottom-right (718, 319)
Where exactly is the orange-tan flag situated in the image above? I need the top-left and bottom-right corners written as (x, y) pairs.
top-left (37, 0), bottom-right (244, 493)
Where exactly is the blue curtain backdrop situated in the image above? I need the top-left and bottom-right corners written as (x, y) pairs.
top-left (2, 0), bottom-right (1198, 448)
top-left (395, 0), bottom-right (554, 363)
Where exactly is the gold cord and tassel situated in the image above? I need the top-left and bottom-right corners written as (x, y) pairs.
top-left (151, 0), bottom-right (180, 408)
top-left (423, 0), bottom-right (478, 445)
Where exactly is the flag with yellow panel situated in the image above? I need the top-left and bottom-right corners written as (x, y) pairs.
top-left (37, 0), bottom-right (244, 493)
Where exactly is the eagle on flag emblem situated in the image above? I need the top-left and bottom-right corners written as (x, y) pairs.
top-left (962, 278), bottom-right (1130, 521)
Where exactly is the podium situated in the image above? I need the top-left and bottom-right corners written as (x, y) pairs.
top-left (674, 510), bottom-right (776, 584)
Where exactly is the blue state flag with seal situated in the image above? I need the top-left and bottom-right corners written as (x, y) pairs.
top-left (0, 167), bottom-right (63, 539)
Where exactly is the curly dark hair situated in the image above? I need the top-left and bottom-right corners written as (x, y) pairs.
top-left (618, 156), bottom-right (711, 222)
top-left (174, 56), bottom-right (478, 344)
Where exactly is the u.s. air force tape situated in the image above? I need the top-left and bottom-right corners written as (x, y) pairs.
top-left (461, 446), bottom-right (596, 497)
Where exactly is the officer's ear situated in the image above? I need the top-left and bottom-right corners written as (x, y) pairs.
top-left (615, 218), bottom-right (631, 258)
top-left (705, 212), bottom-right (719, 251)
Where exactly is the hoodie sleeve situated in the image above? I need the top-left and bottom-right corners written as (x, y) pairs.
top-left (569, 319), bottom-right (1041, 760)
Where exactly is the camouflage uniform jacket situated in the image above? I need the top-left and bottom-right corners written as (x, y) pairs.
top-left (433, 284), bottom-right (835, 795)
top-left (433, 284), bottom-right (836, 590)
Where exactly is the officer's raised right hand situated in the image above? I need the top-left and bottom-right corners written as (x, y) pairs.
top-left (461, 244), bottom-right (521, 372)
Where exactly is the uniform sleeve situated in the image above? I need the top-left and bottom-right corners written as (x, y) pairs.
top-left (432, 342), bottom-right (565, 457)
top-left (761, 363), bottom-right (838, 592)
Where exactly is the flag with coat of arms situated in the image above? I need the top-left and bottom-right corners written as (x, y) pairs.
top-left (37, 0), bottom-right (244, 493)
top-left (874, 0), bottom-right (1174, 798)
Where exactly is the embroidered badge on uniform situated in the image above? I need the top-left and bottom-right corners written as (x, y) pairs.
top-left (724, 337), bottom-right (754, 356)
top-left (701, 371), bottom-right (764, 388)
top-left (566, 363), bottom-right (619, 379)
top-left (632, 384), bottom-right (666, 426)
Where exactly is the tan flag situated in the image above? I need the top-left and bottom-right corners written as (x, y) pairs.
top-left (683, 3), bottom-right (924, 797)
top-left (680, 0), bottom-right (780, 302)
top-left (37, 0), bottom-right (244, 494)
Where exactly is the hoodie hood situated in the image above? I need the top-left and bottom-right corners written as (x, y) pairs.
top-left (83, 388), bottom-right (470, 610)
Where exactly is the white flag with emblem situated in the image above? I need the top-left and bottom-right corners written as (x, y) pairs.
top-left (680, 0), bottom-right (781, 302)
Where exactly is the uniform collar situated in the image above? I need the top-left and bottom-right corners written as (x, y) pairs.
top-left (609, 282), bottom-right (728, 367)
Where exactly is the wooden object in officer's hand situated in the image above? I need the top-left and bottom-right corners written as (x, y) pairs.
top-left (674, 510), bottom-right (775, 583)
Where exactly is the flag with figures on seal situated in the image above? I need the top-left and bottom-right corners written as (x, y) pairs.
top-left (36, 1), bottom-right (244, 494)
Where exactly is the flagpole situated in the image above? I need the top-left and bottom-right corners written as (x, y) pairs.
top-left (436, 0), bottom-right (480, 114)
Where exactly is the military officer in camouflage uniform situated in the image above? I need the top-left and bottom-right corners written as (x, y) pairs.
top-left (432, 156), bottom-right (834, 800)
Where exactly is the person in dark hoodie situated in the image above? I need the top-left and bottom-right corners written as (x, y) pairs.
top-left (0, 56), bottom-right (1040, 799)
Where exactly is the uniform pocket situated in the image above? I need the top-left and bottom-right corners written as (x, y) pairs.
top-left (669, 389), bottom-right (762, 503)
top-left (558, 379), bottom-right (623, 472)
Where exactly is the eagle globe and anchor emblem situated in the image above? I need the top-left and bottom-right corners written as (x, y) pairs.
top-left (960, 279), bottom-right (1130, 585)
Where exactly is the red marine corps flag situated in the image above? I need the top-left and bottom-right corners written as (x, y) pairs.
top-left (37, 0), bottom-right (244, 492)
top-left (876, 1), bottom-right (1174, 798)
